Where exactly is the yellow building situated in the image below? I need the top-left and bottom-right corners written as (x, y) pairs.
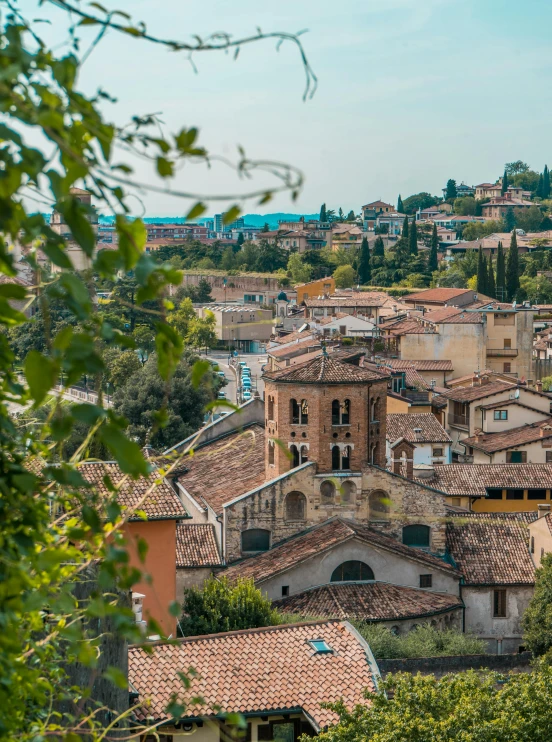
top-left (294, 277), bottom-right (335, 302)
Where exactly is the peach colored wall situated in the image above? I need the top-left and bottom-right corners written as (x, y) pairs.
top-left (125, 520), bottom-right (177, 637)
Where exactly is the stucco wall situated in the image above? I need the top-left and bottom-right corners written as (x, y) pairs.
top-left (462, 585), bottom-right (534, 654)
top-left (482, 403), bottom-right (549, 433)
top-left (529, 514), bottom-right (552, 567)
top-left (386, 440), bottom-right (451, 467)
top-left (400, 324), bottom-right (486, 379)
top-left (471, 438), bottom-right (552, 464)
top-left (176, 567), bottom-right (214, 600)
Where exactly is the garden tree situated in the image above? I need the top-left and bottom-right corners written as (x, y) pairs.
top-left (428, 223), bottom-right (438, 272)
top-left (196, 256), bottom-right (216, 269)
top-left (516, 205), bottom-right (547, 232)
top-left (236, 231), bottom-right (245, 248)
top-left (506, 229), bottom-right (520, 300)
top-left (132, 324), bottom-right (156, 358)
top-left (487, 254), bottom-right (496, 298)
top-left (255, 238), bottom-right (288, 272)
top-left (537, 173), bottom-right (544, 198)
top-left (179, 577), bottom-right (279, 636)
top-left (168, 297), bottom-right (197, 339)
top-left (505, 160), bottom-right (530, 175)
top-left (113, 352), bottom-right (216, 447)
top-left (326, 208), bottom-right (336, 222)
top-left (356, 624), bottom-right (484, 660)
top-left (186, 311), bottom-right (217, 351)
top-left (261, 222), bottom-right (270, 232)
top-left (287, 252), bottom-right (313, 284)
top-left (372, 236), bottom-right (385, 259)
top-left (220, 245), bottom-right (236, 270)
top-left (0, 2), bottom-right (315, 738)
top-left (103, 348), bottom-right (142, 388)
top-left (462, 219), bottom-right (504, 241)
top-left (445, 178), bottom-right (457, 200)
top-left (346, 209), bottom-right (356, 221)
top-left (496, 241), bottom-right (506, 300)
top-left (476, 247), bottom-right (488, 294)
top-left (402, 215), bottom-right (409, 239)
top-left (237, 241), bottom-right (258, 271)
top-left (319, 203), bottom-right (327, 221)
top-left (512, 168), bottom-right (540, 193)
top-left (314, 666), bottom-right (552, 742)
top-left (338, 207), bottom-right (345, 222)
top-left (408, 220), bottom-right (418, 255)
top-left (523, 552), bottom-right (552, 659)
top-left (541, 376), bottom-right (552, 392)
top-left (519, 274), bottom-right (552, 304)
top-left (401, 192), bottom-right (439, 214)
top-left (501, 169), bottom-right (509, 194)
top-left (545, 165), bottom-right (551, 199)
top-left (542, 215), bottom-right (552, 230)
top-left (358, 237), bottom-right (371, 284)
top-left (333, 264), bottom-right (356, 289)
top-left (174, 277), bottom-right (214, 304)
top-left (8, 292), bottom-right (74, 361)
top-left (453, 196), bottom-right (476, 215)
top-left (397, 194), bottom-right (403, 213)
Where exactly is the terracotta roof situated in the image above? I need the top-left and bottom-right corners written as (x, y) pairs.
top-left (386, 414), bottom-right (451, 444)
top-left (384, 319), bottom-right (434, 336)
top-left (417, 463), bottom-right (552, 497)
top-left (273, 582), bottom-right (462, 622)
top-left (388, 359), bottom-right (454, 372)
top-left (446, 514), bottom-right (535, 585)
top-left (177, 425), bottom-right (266, 515)
top-left (176, 523), bottom-right (222, 567)
top-left (268, 338), bottom-right (321, 359)
top-left (224, 518), bottom-right (459, 583)
top-left (402, 367), bottom-right (431, 391)
top-left (77, 462), bottom-right (187, 520)
top-left (446, 370), bottom-right (494, 385)
top-left (128, 620), bottom-right (377, 728)
top-left (461, 418), bottom-right (552, 454)
top-left (263, 355), bottom-right (387, 384)
top-left (273, 330), bottom-right (314, 345)
top-left (438, 380), bottom-right (515, 403)
top-left (403, 288), bottom-right (473, 303)
top-left (476, 399), bottom-right (546, 413)
top-left (362, 200), bottom-right (394, 209)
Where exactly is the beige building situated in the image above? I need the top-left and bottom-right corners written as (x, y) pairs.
top-left (460, 418), bottom-right (552, 464)
top-left (528, 505), bottom-right (552, 567)
top-left (294, 277), bottom-right (335, 302)
top-left (195, 304), bottom-right (273, 351)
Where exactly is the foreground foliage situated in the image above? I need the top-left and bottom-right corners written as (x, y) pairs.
top-left (523, 552), bottom-right (552, 660)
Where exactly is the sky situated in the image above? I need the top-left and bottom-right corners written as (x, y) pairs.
top-left (33, 0), bottom-right (552, 217)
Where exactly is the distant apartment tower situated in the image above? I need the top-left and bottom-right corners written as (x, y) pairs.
top-left (214, 213), bottom-right (245, 233)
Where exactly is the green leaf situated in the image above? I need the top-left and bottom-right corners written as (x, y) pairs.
top-left (115, 215), bottom-right (146, 271)
top-left (191, 359), bottom-right (210, 389)
top-left (186, 202), bottom-right (207, 220)
top-left (71, 404), bottom-right (106, 425)
top-left (0, 283), bottom-right (27, 300)
top-left (223, 205), bottom-right (241, 225)
top-left (104, 666), bottom-right (128, 689)
top-left (24, 350), bottom-right (59, 405)
top-left (136, 536), bottom-right (148, 563)
top-left (59, 198), bottom-right (96, 256)
top-left (99, 424), bottom-right (149, 477)
top-left (169, 600), bottom-right (181, 617)
top-left (82, 504), bottom-right (102, 533)
top-left (156, 156), bottom-right (174, 178)
top-left (155, 322), bottom-right (183, 381)
top-left (41, 238), bottom-right (73, 270)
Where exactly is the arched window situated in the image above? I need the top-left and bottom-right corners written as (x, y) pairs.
top-left (300, 445), bottom-right (309, 464)
top-left (241, 528), bottom-right (270, 553)
top-left (290, 444), bottom-right (300, 468)
top-left (370, 398), bottom-right (377, 422)
top-left (268, 395), bottom-right (274, 421)
top-left (332, 445), bottom-right (341, 470)
top-left (268, 441), bottom-right (275, 466)
top-left (402, 524), bottom-right (431, 549)
top-left (331, 560), bottom-right (374, 582)
top-left (342, 399), bottom-right (350, 425)
top-left (321, 480), bottom-right (335, 503)
top-left (300, 399), bottom-right (309, 425)
top-left (290, 398), bottom-right (300, 425)
top-left (331, 399), bottom-right (351, 425)
top-left (285, 491), bottom-right (306, 520)
top-left (331, 400), bottom-right (340, 425)
top-left (369, 489), bottom-right (390, 519)
top-left (342, 445), bottom-right (351, 470)
top-left (341, 481), bottom-right (356, 504)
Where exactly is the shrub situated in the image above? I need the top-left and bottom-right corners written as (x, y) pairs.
top-left (541, 375), bottom-right (552, 392)
top-left (353, 623), bottom-right (485, 659)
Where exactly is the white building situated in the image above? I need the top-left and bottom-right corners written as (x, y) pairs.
top-left (386, 413), bottom-right (452, 467)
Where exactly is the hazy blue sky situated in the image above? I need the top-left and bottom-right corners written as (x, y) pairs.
top-left (41, 0), bottom-right (552, 216)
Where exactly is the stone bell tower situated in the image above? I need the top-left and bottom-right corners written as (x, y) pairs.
top-left (262, 353), bottom-right (388, 479)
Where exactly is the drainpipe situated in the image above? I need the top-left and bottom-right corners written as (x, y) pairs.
top-left (459, 581), bottom-right (465, 633)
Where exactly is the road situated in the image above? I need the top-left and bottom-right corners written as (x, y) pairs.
top-left (204, 351), bottom-right (266, 405)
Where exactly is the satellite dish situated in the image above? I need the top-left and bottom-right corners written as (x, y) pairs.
top-left (515, 388), bottom-right (520, 399)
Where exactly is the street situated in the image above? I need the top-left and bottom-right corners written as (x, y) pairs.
top-left (204, 351), bottom-right (267, 405)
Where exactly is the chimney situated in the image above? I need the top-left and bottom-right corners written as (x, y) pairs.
top-left (472, 373), bottom-right (479, 387)
top-left (474, 428), bottom-right (482, 443)
top-left (538, 504), bottom-right (551, 519)
top-left (536, 380), bottom-right (543, 393)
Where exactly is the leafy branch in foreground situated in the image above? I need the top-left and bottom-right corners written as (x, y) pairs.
top-left (0, 1), bottom-right (315, 738)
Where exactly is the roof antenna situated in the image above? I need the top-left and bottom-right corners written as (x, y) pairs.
top-left (322, 342), bottom-right (328, 357)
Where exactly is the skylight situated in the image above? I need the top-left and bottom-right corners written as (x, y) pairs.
top-left (309, 639), bottom-right (333, 654)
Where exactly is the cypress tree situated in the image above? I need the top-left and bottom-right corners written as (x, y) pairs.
top-left (409, 220), bottom-right (418, 255)
top-left (319, 203), bottom-right (327, 222)
top-left (496, 241), bottom-right (506, 300)
top-left (397, 194), bottom-right (404, 213)
top-left (373, 236), bottom-right (385, 258)
top-left (402, 215), bottom-right (409, 239)
top-left (501, 170), bottom-right (509, 194)
top-left (237, 231), bottom-right (244, 248)
top-left (487, 254), bottom-right (496, 298)
top-left (505, 207), bottom-right (516, 232)
top-left (544, 165), bottom-right (551, 199)
top-left (428, 223), bottom-right (438, 272)
top-left (506, 230), bottom-right (520, 301)
top-left (477, 247), bottom-right (487, 294)
top-left (358, 236), bottom-right (371, 285)
top-left (537, 173), bottom-right (544, 199)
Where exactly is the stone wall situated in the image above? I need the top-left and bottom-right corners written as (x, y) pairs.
top-left (378, 651), bottom-right (532, 677)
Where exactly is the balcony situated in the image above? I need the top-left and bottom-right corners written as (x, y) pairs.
top-left (486, 348), bottom-right (518, 357)
top-left (448, 413), bottom-right (470, 429)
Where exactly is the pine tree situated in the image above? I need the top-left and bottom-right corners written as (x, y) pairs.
top-left (408, 220), bottom-right (418, 255)
top-left (372, 236), bottom-right (385, 258)
top-left (402, 215), bottom-right (409, 239)
top-left (501, 170), bottom-right (509, 195)
top-left (237, 231), bottom-right (244, 248)
top-left (358, 236), bottom-right (371, 285)
top-left (496, 241), bottom-right (506, 300)
top-left (537, 173), bottom-right (544, 198)
top-left (544, 165), bottom-right (551, 199)
top-left (505, 207), bottom-right (516, 232)
top-left (506, 229), bottom-right (520, 301)
top-left (477, 247), bottom-right (487, 294)
top-left (445, 179), bottom-right (457, 200)
top-left (487, 254), bottom-right (496, 298)
top-left (319, 203), bottom-right (327, 222)
top-left (397, 194), bottom-right (404, 213)
top-left (428, 223), bottom-right (438, 272)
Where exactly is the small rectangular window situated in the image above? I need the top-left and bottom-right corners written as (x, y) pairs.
top-left (420, 574), bottom-right (432, 588)
top-left (493, 589), bottom-right (507, 618)
top-left (531, 536), bottom-right (535, 554)
top-left (506, 488), bottom-right (525, 499)
top-left (309, 639), bottom-right (333, 654)
top-left (506, 452), bottom-right (527, 464)
top-left (493, 410), bottom-right (508, 420)
top-left (528, 489), bottom-right (547, 500)
top-left (432, 448), bottom-right (444, 457)
top-left (281, 585), bottom-right (289, 597)
top-left (503, 362), bottom-right (512, 373)
top-left (486, 488), bottom-right (503, 500)
top-left (547, 452), bottom-right (552, 463)
top-left (503, 338), bottom-right (512, 349)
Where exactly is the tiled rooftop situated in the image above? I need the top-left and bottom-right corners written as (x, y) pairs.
top-left (386, 413), bottom-right (451, 444)
top-left (273, 582), bottom-right (462, 621)
top-left (176, 523), bottom-right (222, 568)
top-left (388, 359), bottom-right (454, 372)
top-left (272, 330), bottom-right (314, 345)
top-left (462, 418), bottom-right (552, 453)
top-left (417, 463), bottom-right (552, 497)
top-left (446, 514), bottom-right (535, 585)
top-left (177, 425), bottom-right (266, 515)
top-left (78, 462), bottom-right (188, 520)
top-left (438, 380), bottom-right (515, 403)
top-left (268, 338), bottom-right (321, 359)
top-left (263, 355), bottom-right (387, 384)
top-left (224, 518), bottom-right (459, 583)
top-left (403, 288), bottom-right (473, 303)
top-left (128, 620), bottom-right (377, 728)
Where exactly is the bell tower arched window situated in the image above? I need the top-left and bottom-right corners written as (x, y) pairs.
top-left (290, 398), bottom-right (299, 425)
top-left (332, 400), bottom-right (340, 425)
top-left (332, 445), bottom-right (341, 470)
top-left (331, 399), bottom-right (351, 425)
top-left (285, 491), bottom-right (306, 520)
top-left (268, 441), bottom-right (275, 466)
top-left (300, 399), bottom-right (308, 424)
top-left (300, 445), bottom-right (309, 464)
top-left (342, 446), bottom-right (351, 470)
top-left (290, 444), bottom-right (300, 468)
top-left (268, 395), bottom-right (274, 421)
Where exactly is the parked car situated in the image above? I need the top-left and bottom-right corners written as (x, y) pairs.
top-left (238, 361), bottom-right (247, 368)
top-left (242, 389), bottom-right (252, 401)
top-left (242, 378), bottom-right (252, 388)
top-left (217, 371), bottom-right (226, 379)
top-left (241, 369), bottom-right (251, 378)
top-left (217, 391), bottom-right (226, 400)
